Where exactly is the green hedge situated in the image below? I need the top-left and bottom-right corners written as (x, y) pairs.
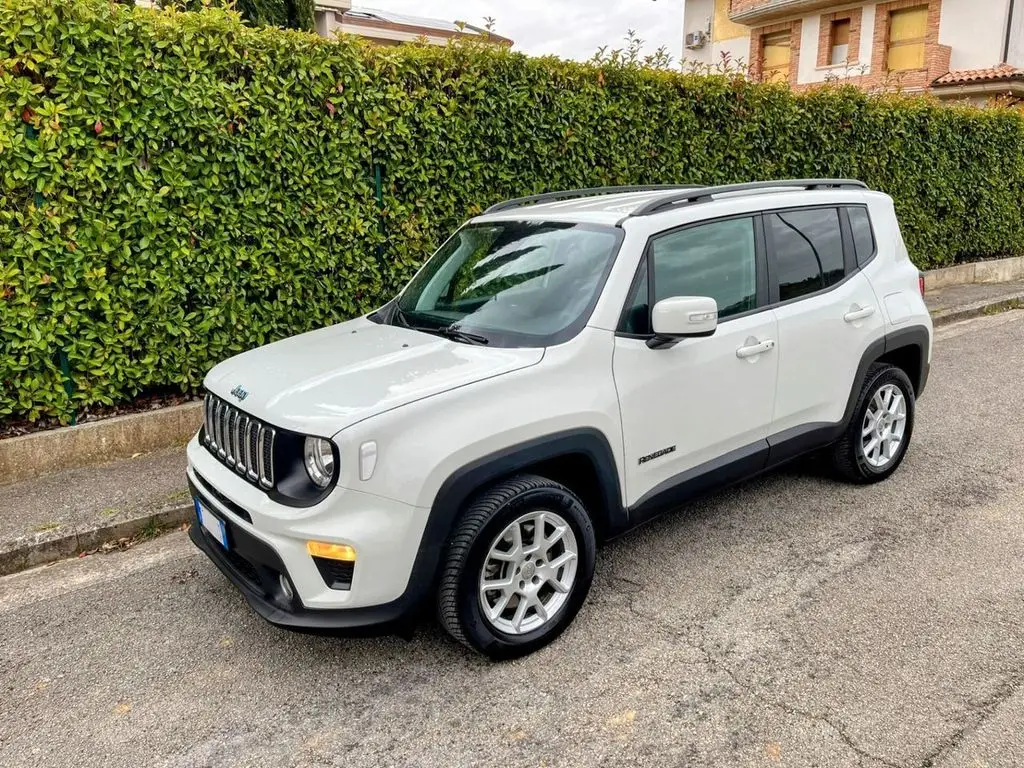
top-left (2, 0), bottom-right (1024, 423)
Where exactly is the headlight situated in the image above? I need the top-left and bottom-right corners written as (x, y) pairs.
top-left (304, 437), bottom-right (336, 488)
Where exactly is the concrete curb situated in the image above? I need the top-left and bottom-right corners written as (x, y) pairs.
top-left (0, 502), bottom-right (193, 577)
top-left (0, 401), bottom-right (202, 486)
top-left (930, 290), bottom-right (1024, 327)
top-left (924, 255), bottom-right (1024, 291)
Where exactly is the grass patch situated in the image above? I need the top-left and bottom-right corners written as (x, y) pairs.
top-left (138, 518), bottom-right (167, 541)
top-left (983, 299), bottom-right (1024, 315)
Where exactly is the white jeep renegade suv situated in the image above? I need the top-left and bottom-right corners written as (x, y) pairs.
top-left (187, 179), bottom-right (932, 659)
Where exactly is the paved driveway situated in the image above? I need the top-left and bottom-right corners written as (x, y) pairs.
top-left (2, 312), bottom-right (1023, 768)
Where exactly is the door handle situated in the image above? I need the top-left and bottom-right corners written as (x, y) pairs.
top-left (736, 339), bottom-right (775, 359)
top-left (844, 305), bottom-right (876, 323)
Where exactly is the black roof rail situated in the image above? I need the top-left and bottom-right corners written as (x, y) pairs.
top-left (483, 184), bottom-right (699, 214)
top-left (628, 178), bottom-right (869, 218)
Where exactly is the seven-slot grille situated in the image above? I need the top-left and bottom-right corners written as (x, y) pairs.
top-left (202, 393), bottom-right (275, 489)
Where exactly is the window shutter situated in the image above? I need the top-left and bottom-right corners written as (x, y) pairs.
top-left (887, 7), bottom-right (928, 71)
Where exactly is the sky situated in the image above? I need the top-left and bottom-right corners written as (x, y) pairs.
top-left (356, 0), bottom-right (684, 63)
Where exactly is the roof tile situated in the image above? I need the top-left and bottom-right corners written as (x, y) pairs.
top-left (933, 64), bottom-right (1024, 86)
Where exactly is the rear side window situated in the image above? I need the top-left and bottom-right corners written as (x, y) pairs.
top-left (767, 207), bottom-right (845, 302)
top-left (847, 206), bottom-right (876, 266)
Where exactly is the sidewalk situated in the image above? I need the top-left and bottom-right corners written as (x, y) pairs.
top-left (0, 447), bottom-right (191, 575)
top-left (2, 278), bottom-right (1022, 576)
top-left (925, 278), bottom-right (1024, 325)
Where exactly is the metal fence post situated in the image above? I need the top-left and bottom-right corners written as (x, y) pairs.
top-left (57, 349), bottom-right (77, 426)
top-left (373, 161), bottom-right (385, 272)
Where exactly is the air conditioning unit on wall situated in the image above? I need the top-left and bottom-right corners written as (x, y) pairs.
top-left (685, 30), bottom-right (707, 49)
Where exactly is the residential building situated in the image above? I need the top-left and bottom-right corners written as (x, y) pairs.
top-left (314, 2), bottom-right (513, 47)
top-left (682, 0), bottom-right (1024, 103)
top-left (134, 0), bottom-right (513, 46)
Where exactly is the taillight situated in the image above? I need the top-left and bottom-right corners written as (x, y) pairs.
top-left (918, 273), bottom-right (925, 297)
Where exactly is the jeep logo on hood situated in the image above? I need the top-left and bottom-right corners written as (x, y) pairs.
top-left (230, 385), bottom-right (249, 402)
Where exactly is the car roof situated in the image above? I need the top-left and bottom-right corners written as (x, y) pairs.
top-left (472, 180), bottom-right (876, 227)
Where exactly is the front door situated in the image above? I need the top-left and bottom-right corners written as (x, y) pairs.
top-left (613, 215), bottom-right (779, 511)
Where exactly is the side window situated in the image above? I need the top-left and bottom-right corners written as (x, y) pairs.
top-left (768, 208), bottom-right (845, 302)
top-left (620, 260), bottom-right (650, 334)
top-left (846, 206), bottom-right (876, 267)
top-left (650, 217), bottom-right (758, 320)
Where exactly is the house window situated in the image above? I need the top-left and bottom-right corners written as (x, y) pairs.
top-left (830, 18), bottom-right (851, 65)
top-left (762, 31), bottom-right (791, 83)
top-left (887, 6), bottom-right (928, 71)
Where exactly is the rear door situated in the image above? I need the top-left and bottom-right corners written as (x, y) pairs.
top-left (767, 205), bottom-right (885, 438)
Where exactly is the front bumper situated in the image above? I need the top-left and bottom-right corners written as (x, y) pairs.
top-left (185, 437), bottom-right (434, 632)
top-left (188, 500), bottom-right (411, 632)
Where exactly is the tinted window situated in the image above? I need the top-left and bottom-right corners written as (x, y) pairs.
top-left (768, 208), bottom-right (845, 302)
top-left (620, 260), bottom-right (649, 334)
top-left (847, 206), bottom-right (875, 266)
top-left (650, 217), bottom-right (758, 320)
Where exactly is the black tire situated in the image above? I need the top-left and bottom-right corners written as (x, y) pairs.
top-left (832, 363), bottom-right (916, 484)
top-left (437, 474), bottom-right (596, 660)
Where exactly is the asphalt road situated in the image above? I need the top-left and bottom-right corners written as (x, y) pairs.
top-left (3, 312), bottom-right (1024, 768)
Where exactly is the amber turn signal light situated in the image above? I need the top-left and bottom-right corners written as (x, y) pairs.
top-left (306, 541), bottom-right (356, 561)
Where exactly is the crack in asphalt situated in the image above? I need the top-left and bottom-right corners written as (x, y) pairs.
top-left (612, 572), bottom-right (1024, 768)
top-left (608, 574), bottom-right (901, 768)
top-left (914, 673), bottom-right (1024, 768)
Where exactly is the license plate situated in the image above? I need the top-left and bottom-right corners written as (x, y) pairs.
top-left (195, 499), bottom-right (228, 549)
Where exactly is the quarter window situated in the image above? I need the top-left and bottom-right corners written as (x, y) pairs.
top-left (620, 260), bottom-right (650, 335)
top-left (846, 206), bottom-right (876, 266)
top-left (768, 208), bottom-right (845, 302)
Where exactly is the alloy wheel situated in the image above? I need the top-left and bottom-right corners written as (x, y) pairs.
top-left (478, 510), bottom-right (579, 635)
top-left (861, 383), bottom-right (908, 468)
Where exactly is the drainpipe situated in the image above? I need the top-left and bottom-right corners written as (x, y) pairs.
top-left (1005, 0), bottom-right (1017, 63)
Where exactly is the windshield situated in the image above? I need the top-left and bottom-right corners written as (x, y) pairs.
top-left (389, 221), bottom-right (623, 347)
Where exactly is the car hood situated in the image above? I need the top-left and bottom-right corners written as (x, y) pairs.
top-left (203, 316), bottom-right (544, 436)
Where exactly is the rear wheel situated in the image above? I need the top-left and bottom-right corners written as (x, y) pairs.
top-left (437, 474), bottom-right (596, 659)
top-left (832, 364), bottom-right (915, 483)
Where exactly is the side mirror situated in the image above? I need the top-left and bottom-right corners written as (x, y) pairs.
top-left (648, 296), bottom-right (718, 349)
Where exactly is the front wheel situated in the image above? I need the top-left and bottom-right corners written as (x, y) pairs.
top-left (832, 363), bottom-right (916, 483)
top-left (437, 474), bottom-right (596, 660)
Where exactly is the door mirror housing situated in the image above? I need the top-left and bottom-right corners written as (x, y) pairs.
top-left (648, 296), bottom-right (718, 349)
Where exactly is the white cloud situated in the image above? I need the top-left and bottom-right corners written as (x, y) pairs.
top-left (357, 0), bottom-right (683, 63)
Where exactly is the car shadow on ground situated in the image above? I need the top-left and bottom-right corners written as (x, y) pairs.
top-left (191, 453), bottom-right (841, 669)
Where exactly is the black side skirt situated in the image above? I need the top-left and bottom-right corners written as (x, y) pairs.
top-left (624, 421), bottom-right (840, 532)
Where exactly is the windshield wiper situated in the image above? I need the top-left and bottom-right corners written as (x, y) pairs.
top-left (392, 307), bottom-right (489, 345)
top-left (436, 324), bottom-right (490, 345)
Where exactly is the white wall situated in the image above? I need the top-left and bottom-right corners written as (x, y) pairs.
top-left (797, 4), bottom-right (877, 84)
top-left (798, 14), bottom-right (822, 82)
top-left (682, 0), bottom-right (715, 68)
top-left (939, 0), bottom-right (1011, 70)
top-left (704, 3), bottom-right (880, 87)
top-left (1007, 0), bottom-right (1024, 67)
top-left (859, 3), bottom-right (877, 68)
